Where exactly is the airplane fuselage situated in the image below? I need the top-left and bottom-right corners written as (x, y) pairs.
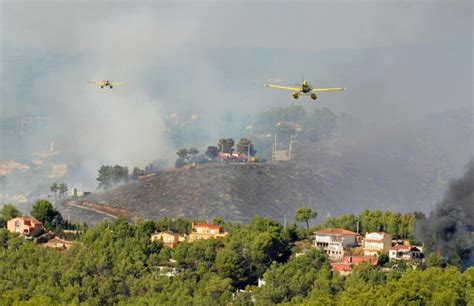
top-left (89, 79), bottom-right (126, 89)
top-left (99, 80), bottom-right (112, 88)
top-left (301, 80), bottom-right (312, 93)
top-left (296, 81), bottom-right (317, 99)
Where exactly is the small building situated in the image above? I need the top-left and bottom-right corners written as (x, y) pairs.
top-left (363, 232), bottom-right (392, 256)
top-left (7, 217), bottom-right (43, 237)
top-left (314, 228), bottom-right (361, 261)
top-left (218, 152), bottom-right (248, 162)
top-left (68, 188), bottom-right (92, 198)
top-left (331, 263), bottom-right (352, 276)
top-left (151, 231), bottom-right (185, 248)
top-left (272, 150), bottom-right (290, 161)
top-left (389, 245), bottom-right (423, 261)
top-left (331, 254), bottom-right (378, 275)
top-left (342, 254), bottom-right (378, 266)
top-left (188, 223), bottom-right (228, 242)
top-left (41, 237), bottom-right (73, 251)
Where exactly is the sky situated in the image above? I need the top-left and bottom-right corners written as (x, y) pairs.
top-left (0, 0), bottom-right (472, 173)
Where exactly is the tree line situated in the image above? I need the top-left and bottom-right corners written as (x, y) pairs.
top-left (0, 206), bottom-right (471, 305)
top-left (316, 209), bottom-right (420, 241)
top-left (95, 159), bottom-right (169, 190)
top-left (174, 137), bottom-right (258, 168)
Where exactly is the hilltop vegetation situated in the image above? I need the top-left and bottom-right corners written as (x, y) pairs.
top-left (76, 107), bottom-right (472, 224)
top-left (0, 212), bottom-right (472, 305)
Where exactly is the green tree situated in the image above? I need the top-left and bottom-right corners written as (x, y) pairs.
top-left (377, 253), bottom-right (390, 266)
top-left (295, 207), bottom-right (318, 228)
top-left (97, 165), bottom-right (113, 190)
top-left (359, 209), bottom-right (383, 233)
top-left (218, 138), bottom-right (235, 154)
top-left (236, 138), bottom-right (257, 156)
top-left (254, 249), bottom-right (330, 304)
top-left (30, 199), bottom-right (63, 229)
top-left (464, 267), bottom-right (474, 304)
top-left (212, 216), bottom-right (225, 226)
top-left (97, 165), bottom-right (129, 190)
top-left (188, 148), bottom-right (199, 157)
top-left (175, 217), bottom-right (192, 234)
top-left (205, 146), bottom-right (220, 159)
top-left (111, 165), bottom-right (129, 183)
top-left (425, 252), bottom-right (444, 268)
top-left (176, 148), bottom-right (190, 160)
top-left (193, 272), bottom-right (233, 305)
top-left (382, 211), bottom-right (400, 237)
top-left (131, 167), bottom-right (145, 180)
top-left (1, 204), bottom-right (22, 221)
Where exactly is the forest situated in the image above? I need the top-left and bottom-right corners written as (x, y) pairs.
top-left (0, 203), bottom-right (472, 305)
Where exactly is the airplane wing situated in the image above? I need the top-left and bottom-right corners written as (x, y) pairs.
top-left (110, 82), bottom-right (127, 86)
top-left (312, 87), bottom-right (345, 92)
top-left (88, 81), bottom-right (104, 85)
top-left (265, 84), bottom-right (300, 91)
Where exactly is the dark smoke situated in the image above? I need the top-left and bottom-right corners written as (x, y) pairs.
top-left (417, 158), bottom-right (474, 268)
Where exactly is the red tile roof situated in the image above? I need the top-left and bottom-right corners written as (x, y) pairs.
top-left (22, 217), bottom-right (40, 222)
top-left (192, 223), bottom-right (222, 230)
top-left (11, 217), bottom-right (41, 225)
top-left (343, 255), bottom-right (378, 265)
top-left (316, 228), bottom-right (359, 236)
top-left (366, 232), bottom-right (391, 237)
top-left (331, 263), bottom-right (352, 271)
top-left (390, 245), bottom-right (421, 251)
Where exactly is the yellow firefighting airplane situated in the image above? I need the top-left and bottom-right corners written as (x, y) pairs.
top-left (88, 80), bottom-right (127, 89)
top-left (265, 80), bottom-right (345, 100)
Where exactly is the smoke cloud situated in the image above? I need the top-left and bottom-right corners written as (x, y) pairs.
top-left (417, 159), bottom-right (474, 267)
top-left (0, 1), bottom-right (472, 198)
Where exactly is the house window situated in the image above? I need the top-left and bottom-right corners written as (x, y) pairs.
top-left (15, 221), bottom-right (21, 233)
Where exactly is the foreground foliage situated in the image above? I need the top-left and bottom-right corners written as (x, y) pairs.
top-left (0, 215), bottom-right (471, 305)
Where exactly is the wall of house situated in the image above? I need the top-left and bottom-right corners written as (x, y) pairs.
top-left (364, 233), bottom-right (392, 256)
top-left (7, 218), bottom-right (42, 237)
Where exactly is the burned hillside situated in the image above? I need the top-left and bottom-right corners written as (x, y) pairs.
top-left (81, 108), bottom-right (472, 223)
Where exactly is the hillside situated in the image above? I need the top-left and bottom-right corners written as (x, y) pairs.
top-left (76, 108), bottom-right (472, 223)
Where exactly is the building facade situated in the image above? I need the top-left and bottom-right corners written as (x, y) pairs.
top-left (151, 231), bottom-right (185, 248)
top-left (363, 232), bottom-right (392, 256)
top-left (188, 223), bottom-right (228, 242)
top-left (314, 228), bottom-right (360, 261)
top-left (7, 217), bottom-right (43, 237)
top-left (389, 245), bottom-right (423, 261)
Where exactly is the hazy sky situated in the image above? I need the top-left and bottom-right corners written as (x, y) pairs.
top-left (2, 1), bottom-right (471, 52)
top-left (1, 0), bottom-right (472, 170)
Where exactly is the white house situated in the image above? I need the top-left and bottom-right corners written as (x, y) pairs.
top-left (363, 232), bottom-right (392, 256)
top-left (389, 245), bottom-right (423, 261)
top-left (315, 228), bottom-right (360, 261)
